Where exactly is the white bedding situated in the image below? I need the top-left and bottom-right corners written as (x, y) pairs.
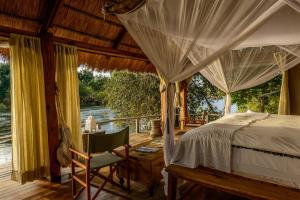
top-left (233, 114), bottom-right (300, 157)
top-left (171, 112), bottom-right (300, 187)
top-left (171, 112), bottom-right (270, 172)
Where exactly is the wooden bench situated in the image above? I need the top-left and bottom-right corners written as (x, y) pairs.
top-left (166, 164), bottom-right (300, 200)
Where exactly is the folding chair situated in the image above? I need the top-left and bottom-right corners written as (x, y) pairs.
top-left (70, 126), bottom-right (130, 200)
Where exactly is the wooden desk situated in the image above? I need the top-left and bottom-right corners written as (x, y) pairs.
top-left (116, 140), bottom-right (165, 196)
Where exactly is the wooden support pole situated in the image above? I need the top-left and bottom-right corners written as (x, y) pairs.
top-left (179, 81), bottom-right (188, 130)
top-left (41, 32), bottom-right (61, 182)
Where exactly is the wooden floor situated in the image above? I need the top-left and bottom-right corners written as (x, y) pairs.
top-left (0, 173), bottom-right (248, 200)
top-left (0, 130), bottom-right (246, 200)
top-left (0, 173), bottom-right (166, 200)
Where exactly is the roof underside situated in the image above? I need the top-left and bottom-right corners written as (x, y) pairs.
top-left (0, 0), bottom-right (156, 73)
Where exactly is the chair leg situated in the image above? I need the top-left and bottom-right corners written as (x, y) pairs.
top-left (125, 145), bottom-right (131, 193)
top-left (72, 178), bottom-right (76, 198)
top-left (71, 153), bottom-right (76, 198)
top-left (126, 163), bottom-right (130, 193)
top-left (86, 161), bottom-right (91, 200)
top-left (92, 166), bottom-right (118, 200)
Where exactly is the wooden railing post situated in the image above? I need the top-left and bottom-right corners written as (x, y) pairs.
top-left (135, 118), bottom-right (140, 133)
top-left (260, 97), bottom-right (265, 113)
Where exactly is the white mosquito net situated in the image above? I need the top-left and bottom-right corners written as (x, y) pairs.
top-left (118, 0), bottom-right (300, 166)
top-left (190, 46), bottom-right (300, 114)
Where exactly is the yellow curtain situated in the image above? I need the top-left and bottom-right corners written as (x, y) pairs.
top-left (55, 44), bottom-right (82, 150)
top-left (10, 34), bottom-right (50, 184)
top-left (274, 52), bottom-right (290, 115)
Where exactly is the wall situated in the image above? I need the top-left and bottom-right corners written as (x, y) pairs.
top-left (289, 63), bottom-right (300, 115)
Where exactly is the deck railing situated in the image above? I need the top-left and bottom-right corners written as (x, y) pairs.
top-left (0, 112), bottom-right (222, 144)
top-left (81, 114), bottom-right (161, 133)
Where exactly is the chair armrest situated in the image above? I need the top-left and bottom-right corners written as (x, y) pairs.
top-left (69, 148), bottom-right (91, 160)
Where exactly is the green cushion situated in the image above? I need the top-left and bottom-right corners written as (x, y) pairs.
top-left (86, 152), bottom-right (124, 169)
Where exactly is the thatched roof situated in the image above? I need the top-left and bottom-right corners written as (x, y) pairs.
top-left (0, 0), bottom-right (156, 73)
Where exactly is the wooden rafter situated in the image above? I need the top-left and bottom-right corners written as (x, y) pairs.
top-left (54, 25), bottom-right (140, 50)
top-left (63, 4), bottom-right (122, 28)
top-left (40, 0), bottom-right (64, 33)
top-left (54, 25), bottom-right (113, 44)
top-left (112, 27), bottom-right (127, 48)
top-left (0, 24), bottom-right (147, 61)
top-left (0, 11), bottom-right (39, 23)
top-left (0, 25), bottom-right (38, 37)
top-left (54, 37), bottom-right (149, 61)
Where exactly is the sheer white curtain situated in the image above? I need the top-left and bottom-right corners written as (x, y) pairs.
top-left (118, 0), bottom-right (286, 166)
top-left (10, 34), bottom-right (50, 184)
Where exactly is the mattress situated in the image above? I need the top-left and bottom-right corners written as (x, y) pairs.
top-left (232, 146), bottom-right (300, 189)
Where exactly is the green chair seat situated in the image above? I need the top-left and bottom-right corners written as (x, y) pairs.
top-left (81, 151), bottom-right (124, 169)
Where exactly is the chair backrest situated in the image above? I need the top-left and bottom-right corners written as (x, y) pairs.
top-left (82, 126), bottom-right (129, 154)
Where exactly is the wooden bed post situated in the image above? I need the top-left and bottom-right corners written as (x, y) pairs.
top-left (168, 172), bottom-right (177, 200)
top-left (180, 80), bottom-right (188, 130)
top-left (41, 32), bottom-right (61, 182)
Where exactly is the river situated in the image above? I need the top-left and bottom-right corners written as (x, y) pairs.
top-left (0, 106), bottom-right (137, 165)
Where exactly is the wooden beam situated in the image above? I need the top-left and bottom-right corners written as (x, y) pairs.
top-left (54, 25), bottom-right (113, 44)
top-left (0, 26), bottom-right (38, 37)
top-left (119, 43), bottom-right (141, 50)
top-left (0, 26), bottom-right (148, 61)
top-left (0, 11), bottom-right (39, 23)
top-left (166, 164), bottom-right (300, 200)
top-left (112, 27), bottom-right (127, 48)
top-left (63, 4), bottom-right (123, 28)
top-left (54, 37), bottom-right (149, 61)
top-left (41, 32), bottom-right (61, 182)
top-left (54, 25), bottom-right (140, 50)
top-left (40, 0), bottom-right (64, 33)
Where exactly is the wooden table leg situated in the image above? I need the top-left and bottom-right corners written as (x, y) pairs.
top-left (168, 173), bottom-right (177, 200)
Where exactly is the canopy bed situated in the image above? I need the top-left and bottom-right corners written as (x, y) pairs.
top-left (169, 112), bottom-right (300, 199)
top-left (114, 0), bottom-right (300, 198)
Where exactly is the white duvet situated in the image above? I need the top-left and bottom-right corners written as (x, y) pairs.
top-left (171, 112), bottom-right (300, 173)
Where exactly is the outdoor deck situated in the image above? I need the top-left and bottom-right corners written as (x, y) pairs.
top-left (0, 130), bottom-right (245, 200)
top-left (0, 131), bottom-right (172, 200)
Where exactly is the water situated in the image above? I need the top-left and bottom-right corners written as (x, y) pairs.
top-left (0, 106), bottom-right (127, 165)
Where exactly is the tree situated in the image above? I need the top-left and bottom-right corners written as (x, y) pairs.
top-left (78, 67), bottom-right (108, 106)
top-left (0, 63), bottom-right (10, 110)
top-left (187, 73), bottom-right (224, 115)
top-left (104, 71), bottom-right (160, 117)
top-left (231, 75), bottom-right (281, 113)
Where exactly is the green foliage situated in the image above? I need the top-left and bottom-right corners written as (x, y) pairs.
top-left (187, 73), bottom-right (224, 114)
top-left (78, 67), bottom-right (108, 106)
top-left (104, 71), bottom-right (160, 117)
top-left (0, 63), bottom-right (10, 110)
top-left (231, 76), bottom-right (281, 113)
